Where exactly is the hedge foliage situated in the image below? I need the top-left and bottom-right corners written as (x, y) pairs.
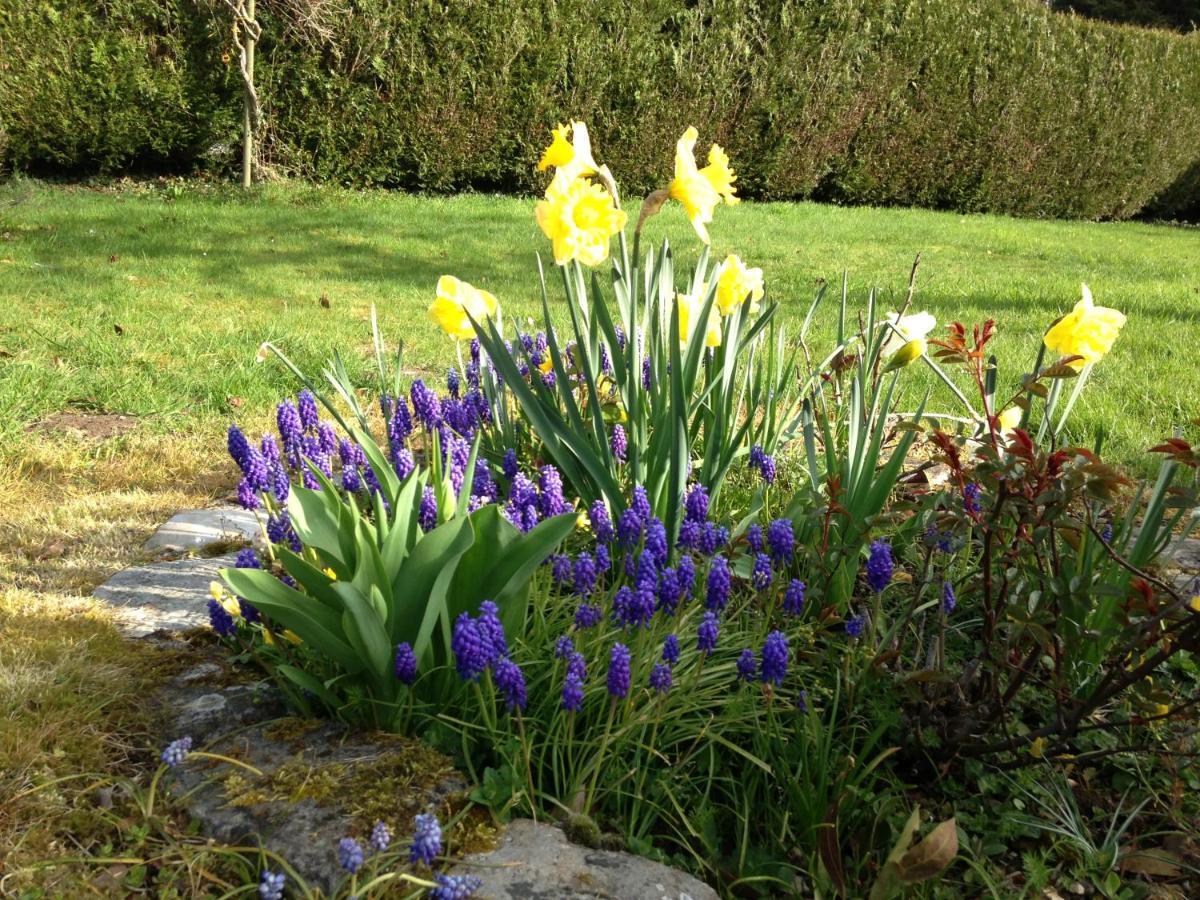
top-left (2, 0), bottom-right (1199, 218)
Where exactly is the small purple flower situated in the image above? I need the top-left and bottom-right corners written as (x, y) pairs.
top-left (963, 482), bottom-right (981, 515)
top-left (554, 635), bottom-right (575, 659)
top-left (234, 547), bottom-right (260, 570)
top-left (369, 820), bottom-right (392, 853)
top-left (630, 484), bottom-right (651, 523)
top-left (678, 519), bottom-right (702, 551)
top-left (616, 507), bottom-right (644, 545)
top-left (317, 421), bottom-right (338, 456)
top-left (567, 652), bottom-right (587, 681)
top-left (395, 642), bottom-right (418, 685)
top-left (761, 630), bottom-right (789, 686)
top-left (845, 613), bottom-right (865, 638)
top-left (752, 552), bottom-right (772, 591)
top-left (645, 518), bottom-right (668, 567)
top-left (649, 663), bottom-right (672, 694)
top-left (161, 736), bottom-right (192, 767)
top-left (550, 553), bottom-right (572, 585)
top-left (746, 524), bottom-right (764, 554)
top-left (573, 552), bottom-right (598, 596)
top-left (635, 552), bottom-right (658, 593)
top-left (642, 356), bottom-right (652, 390)
top-left (750, 444), bottom-right (776, 485)
top-left (259, 870), bottom-right (285, 900)
top-left (796, 690), bottom-right (808, 713)
top-left (1101, 521), bottom-right (1113, 543)
top-left (942, 580), bottom-right (956, 614)
top-left (452, 613), bottom-right (489, 681)
top-left (410, 379), bottom-right (442, 429)
top-left (447, 367), bottom-right (461, 398)
top-left (706, 555), bottom-right (732, 611)
top-left (236, 478), bottom-right (260, 511)
top-left (677, 554), bottom-right (695, 598)
top-left (237, 598), bottom-right (260, 624)
top-left (736, 648), bottom-right (758, 681)
top-left (298, 389), bottom-right (319, 431)
top-left (656, 567), bottom-right (682, 616)
top-left (227, 424), bottom-right (253, 471)
top-left (662, 633), bottom-right (680, 665)
top-left (502, 447), bottom-right (519, 480)
top-left (697, 522), bottom-right (728, 556)
top-left (607, 643), bottom-right (632, 698)
top-left (595, 544), bottom-right (611, 574)
top-left (610, 424), bottom-right (628, 462)
top-left (477, 600), bottom-right (508, 662)
top-left (574, 602), bottom-right (603, 629)
top-left (337, 836), bottom-right (364, 874)
top-left (494, 657), bottom-right (527, 711)
top-left (538, 466), bottom-right (569, 517)
top-left (396, 448), bottom-right (416, 482)
top-left (783, 579), bottom-right (806, 616)
top-left (409, 813), bottom-right (442, 865)
top-left (589, 500), bottom-right (614, 543)
top-left (260, 434), bottom-right (281, 465)
top-left (766, 518), bottom-right (795, 563)
top-left (685, 484), bottom-right (709, 523)
top-left (276, 400), bottom-right (303, 456)
top-left (430, 873), bottom-right (482, 900)
top-left (561, 672), bottom-right (585, 712)
top-left (697, 611), bottom-right (720, 653)
top-left (866, 540), bottom-right (893, 593)
top-left (505, 473), bottom-right (540, 532)
top-left (207, 598), bottom-right (236, 637)
top-left (419, 486), bottom-right (438, 531)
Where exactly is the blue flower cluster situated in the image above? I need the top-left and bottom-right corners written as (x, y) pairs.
top-left (452, 601), bottom-right (526, 712)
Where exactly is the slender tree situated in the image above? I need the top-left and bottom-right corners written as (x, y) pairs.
top-left (222, 0), bottom-right (260, 187)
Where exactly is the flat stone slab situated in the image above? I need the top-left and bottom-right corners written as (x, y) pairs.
top-left (449, 818), bottom-right (718, 900)
top-left (143, 505), bottom-right (262, 553)
top-left (94, 553), bottom-right (238, 637)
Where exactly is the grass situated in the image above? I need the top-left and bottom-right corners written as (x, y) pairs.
top-left (1, 176), bottom-right (1198, 893)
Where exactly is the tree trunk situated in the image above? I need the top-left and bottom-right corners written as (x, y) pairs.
top-left (241, 0), bottom-right (256, 188)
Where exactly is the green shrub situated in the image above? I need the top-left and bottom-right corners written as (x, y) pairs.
top-left (2, 0), bottom-right (1199, 218)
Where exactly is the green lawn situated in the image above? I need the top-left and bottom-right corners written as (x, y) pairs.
top-left (2, 178), bottom-right (1198, 476)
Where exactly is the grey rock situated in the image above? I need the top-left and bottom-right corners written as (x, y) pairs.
top-left (93, 552), bottom-right (238, 637)
top-left (143, 506), bottom-right (262, 553)
top-left (449, 818), bottom-right (718, 900)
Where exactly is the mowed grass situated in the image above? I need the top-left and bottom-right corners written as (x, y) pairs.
top-left (2, 177), bottom-right (1198, 483)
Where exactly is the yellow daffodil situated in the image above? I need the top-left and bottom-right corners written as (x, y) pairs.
top-left (997, 406), bottom-right (1022, 432)
top-left (880, 311), bottom-right (937, 358)
top-left (1043, 283), bottom-right (1126, 369)
top-left (883, 338), bottom-right (927, 372)
top-left (209, 580), bottom-right (241, 618)
top-left (677, 288), bottom-right (722, 348)
top-left (715, 255), bottom-right (764, 316)
top-left (1153, 703), bottom-right (1171, 717)
top-left (537, 121), bottom-right (598, 182)
top-left (1188, 595), bottom-right (1200, 613)
top-left (322, 567), bottom-right (337, 581)
top-left (667, 127), bottom-right (738, 243)
top-left (427, 275), bottom-right (499, 341)
top-left (535, 170), bottom-right (627, 267)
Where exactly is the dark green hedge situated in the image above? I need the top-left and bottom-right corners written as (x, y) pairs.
top-left (3, 0), bottom-right (1199, 219)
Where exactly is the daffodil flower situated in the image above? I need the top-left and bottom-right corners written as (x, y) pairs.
top-left (677, 288), bottom-right (722, 348)
top-left (1043, 283), bottom-right (1125, 369)
top-left (427, 275), bottom-right (499, 340)
top-left (537, 121), bottom-right (598, 183)
top-left (668, 127), bottom-right (738, 244)
top-left (535, 170), bottom-right (627, 267)
top-left (715, 254), bottom-right (764, 316)
top-left (880, 311), bottom-right (937, 358)
top-left (883, 338), bottom-right (926, 372)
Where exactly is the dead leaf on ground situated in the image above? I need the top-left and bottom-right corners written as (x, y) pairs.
top-left (319, 292), bottom-right (330, 308)
top-left (108, 254), bottom-right (120, 263)
top-left (227, 396), bottom-right (245, 408)
top-left (1119, 849), bottom-right (1183, 878)
top-left (35, 541), bottom-right (67, 561)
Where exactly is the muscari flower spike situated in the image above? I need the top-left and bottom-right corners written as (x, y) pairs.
top-left (752, 552), bottom-right (772, 591)
top-left (370, 820), bottom-right (392, 853)
top-left (410, 813), bottom-right (442, 865)
top-left (429, 873), bottom-right (483, 900)
top-left (554, 634), bottom-right (575, 659)
top-left (783, 579), bottom-right (806, 616)
top-left (207, 598), bottom-right (236, 637)
top-left (161, 736), bottom-right (193, 768)
top-left (562, 672), bottom-right (585, 712)
top-left (697, 611), bottom-right (719, 654)
top-left (573, 552), bottom-right (598, 596)
top-left (645, 517), bottom-right (669, 567)
top-left (258, 870), bottom-right (285, 900)
top-left (494, 657), bottom-right (528, 712)
top-left (649, 663), bottom-right (673, 694)
top-left (575, 602), bottom-right (603, 629)
top-left (608, 643), bottom-right (632, 698)
top-left (746, 523), bottom-right (763, 553)
top-left (337, 836), bottom-right (364, 874)
top-left (761, 630), bottom-right (789, 686)
top-left (419, 486), bottom-right (438, 531)
top-left (845, 613), bottom-right (865, 639)
top-left (610, 423), bottom-right (628, 462)
top-left (736, 648), bottom-right (758, 682)
top-left (706, 555), bottom-right (732, 611)
top-left (297, 389), bottom-right (319, 431)
top-left (766, 518), bottom-right (794, 563)
top-left (866, 540), bottom-right (893, 593)
top-left (452, 613), bottom-right (489, 681)
top-left (662, 633), bottom-right (680, 665)
top-left (942, 580), bottom-right (957, 614)
top-left (963, 482), bottom-right (981, 515)
top-left (477, 600), bottom-right (508, 662)
top-left (589, 499), bottom-right (614, 543)
top-left (395, 642), bottom-right (418, 685)
top-left (685, 484), bottom-right (710, 523)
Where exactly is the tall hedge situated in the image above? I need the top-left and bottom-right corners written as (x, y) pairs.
top-left (2, 0), bottom-right (1199, 219)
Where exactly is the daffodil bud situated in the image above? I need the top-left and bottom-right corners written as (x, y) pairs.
top-left (884, 338), bottom-right (926, 372)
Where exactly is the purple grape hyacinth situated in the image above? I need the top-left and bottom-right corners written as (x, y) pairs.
top-left (645, 518), bottom-right (668, 567)
top-left (207, 598), bottom-right (236, 637)
top-left (752, 552), bottom-right (772, 590)
top-left (761, 630), bottom-right (789, 686)
top-left (161, 736), bottom-right (193, 767)
top-left (562, 672), bottom-right (585, 712)
top-left (766, 518), bottom-right (795, 563)
top-left (369, 820), bottom-right (392, 852)
top-left (963, 482), bottom-right (981, 515)
top-left (697, 611), bottom-right (720, 653)
top-left (783, 579), bottom-right (806, 616)
top-left (685, 484), bottom-right (710, 523)
top-left (297, 389), bottom-right (319, 431)
top-left (337, 837), bottom-right (364, 874)
top-left (607, 643), bottom-right (632, 698)
top-left (259, 870), bottom-right (285, 900)
top-left (866, 540), bottom-right (893, 593)
top-left (610, 424), bottom-right (628, 463)
top-left (706, 555), bottom-right (732, 611)
top-left (477, 600), bottom-right (508, 662)
top-left (452, 613), bottom-right (489, 681)
top-left (409, 813), bottom-right (442, 865)
top-left (649, 663), bottom-right (672, 694)
top-left (410, 379), bottom-right (442, 429)
top-left (419, 486), bottom-right (438, 531)
top-left (430, 873), bottom-right (483, 899)
top-left (494, 658), bottom-right (528, 712)
top-left (394, 642), bottom-right (418, 685)
top-left (589, 500), bottom-right (614, 543)
top-left (575, 602), bottom-right (603, 629)
top-left (845, 613), bottom-right (866, 638)
top-left (942, 580), bottom-right (957, 614)
top-left (573, 552), bottom-right (598, 596)
top-left (736, 648), bottom-right (758, 681)
top-left (662, 633), bottom-right (680, 665)
top-left (538, 465), bottom-right (569, 517)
